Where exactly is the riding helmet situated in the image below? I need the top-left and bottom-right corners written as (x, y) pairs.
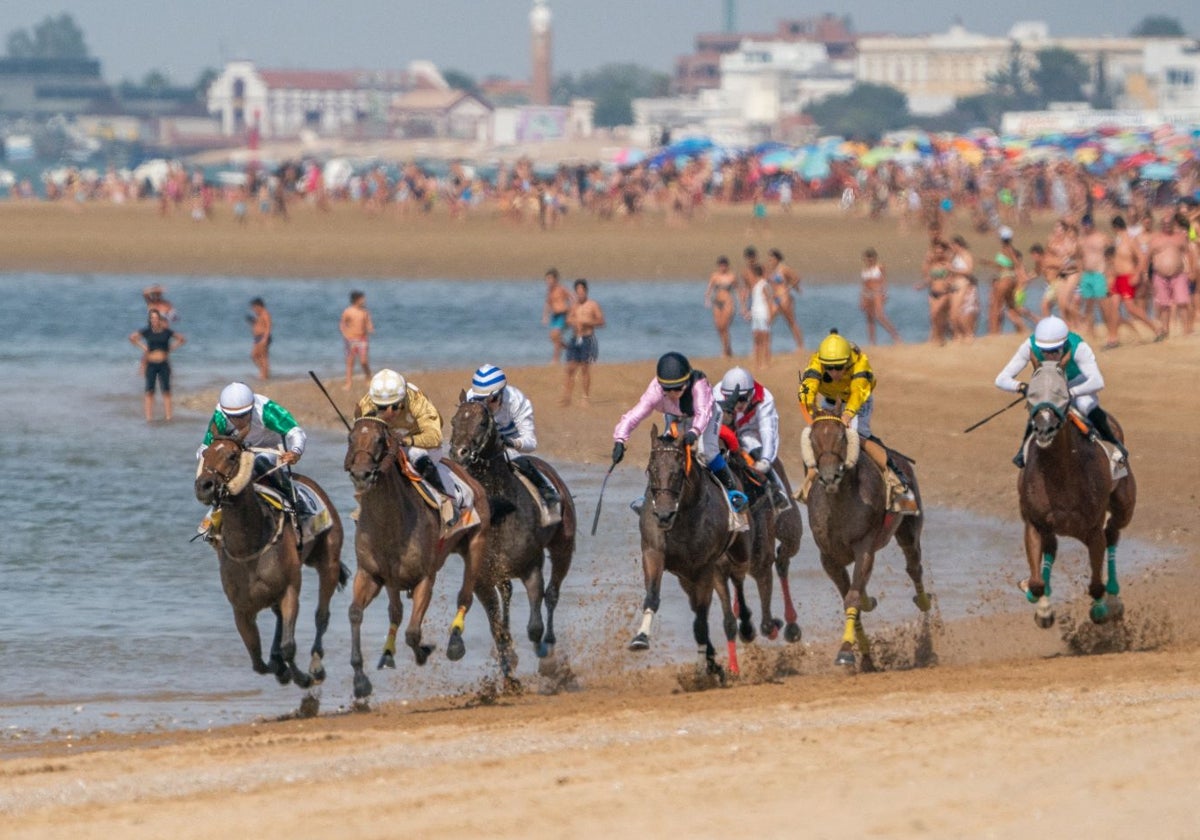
top-left (656, 352), bottom-right (692, 389)
top-left (469, 364), bottom-right (507, 399)
top-left (218, 382), bottom-right (255, 416)
top-left (719, 367), bottom-right (755, 407)
top-left (817, 331), bottom-right (853, 367)
top-left (369, 369), bottom-right (408, 406)
top-left (1033, 316), bottom-right (1069, 350)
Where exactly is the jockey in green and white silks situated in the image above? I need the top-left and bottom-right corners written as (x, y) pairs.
top-left (995, 315), bottom-right (1126, 467)
top-left (198, 382), bottom-right (306, 492)
top-left (466, 363), bottom-right (559, 506)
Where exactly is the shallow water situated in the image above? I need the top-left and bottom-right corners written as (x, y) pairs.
top-left (1, 272), bottom-right (1152, 744)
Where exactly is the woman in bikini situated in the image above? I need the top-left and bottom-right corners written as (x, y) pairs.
top-left (986, 229), bottom-right (1036, 334)
top-left (948, 235), bottom-right (977, 342)
top-left (764, 248), bottom-right (804, 352)
top-left (704, 255), bottom-right (741, 357)
top-left (915, 239), bottom-right (953, 346)
top-left (859, 247), bottom-right (901, 345)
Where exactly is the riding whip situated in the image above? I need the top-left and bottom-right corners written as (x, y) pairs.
top-left (590, 463), bottom-right (616, 536)
top-left (963, 395), bottom-right (1025, 434)
top-left (309, 370), bottom-right (352, 431)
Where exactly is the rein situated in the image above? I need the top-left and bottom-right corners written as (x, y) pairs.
top-left (201, 439), bottom-right (289, 563)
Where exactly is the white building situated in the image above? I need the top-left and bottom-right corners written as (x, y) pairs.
top-left (207, 60), bottom-right (447, 138)
top-left (1142, 41), bottom-right (1200, 109)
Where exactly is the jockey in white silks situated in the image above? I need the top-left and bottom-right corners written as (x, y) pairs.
top-left (713, 366), bottom-right (790, 508)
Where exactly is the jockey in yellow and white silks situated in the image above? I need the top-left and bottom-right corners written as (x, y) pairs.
top-left (796, 331), bottom-right (918, 515)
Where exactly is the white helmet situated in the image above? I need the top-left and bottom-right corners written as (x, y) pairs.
top-left (719, 367), bottom-right (755, 408)
top-left (218, 382), bottom-right (255, 416)
top-left (1034, 316), bottom-right (1069, 350)
top-left (998, 225), bottom-right (1014, 241)
top-left (369, 369), bottom-right (407, 406)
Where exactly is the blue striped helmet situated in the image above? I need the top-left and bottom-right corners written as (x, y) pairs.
top-left (470, 364), bottom-right (507, 397)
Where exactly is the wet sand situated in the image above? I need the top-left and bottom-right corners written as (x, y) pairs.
top-left (4, 203), bottom-right (1200, 837)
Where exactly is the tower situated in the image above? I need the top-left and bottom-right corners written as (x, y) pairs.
top-left (530, 0), bottom-right (552, 106)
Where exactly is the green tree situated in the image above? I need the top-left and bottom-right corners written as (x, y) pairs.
top-left (5, 14), bottom-right (89, 59)
top-left (142, 70), bottom-right (170, 91)
top-left (803, 83), bottom-right (910, 141)
top-left (554, 63), bottom-right (669, 127)
top-left (442, 68), bottom-right (480, 96)
top-left (1033, 47), bottom-right (1089, 103)
top-left (193, 67), bottom-right (219, 99)
top-left (1131, 15), bottom-right (1186, 37)
top-left (986, 41), bottom-right (1038, 108)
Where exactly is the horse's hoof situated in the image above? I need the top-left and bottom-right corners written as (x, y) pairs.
top-left (628, 632), bottom-right (650, 651)
top-left (784, 623), bottom-right (803, 644)
top-left (415, 645), bottom-right (434, 666)
top-left (1034, 610), bottom-right (1055, 629)
top-left (1089, 601), bottom-right (1111, 624)
top-left (738, 624), bottom-right (756, 644)
top-left (274, 669), bottom-right (292, 686)
top-left (309, 659), bottom-right (326, 685)
top-left (353, 673), bottom-right (373, 700)
top-left (535, 641), bottom-right (550, 659)
top-left (766, 625), bottom-right (779, 641)
top-left (292, 669), bottom-right (313, 689)
top-left (447, 630), bottom-right (466, 662)
top-left (835, 649), bottom-right (856, 668)
top-left (377, 652), bottom-right (396, 670)
top-left (859, 596), bottom-right (878, 612)
top-left (913, 592), bottom-right (933, 612)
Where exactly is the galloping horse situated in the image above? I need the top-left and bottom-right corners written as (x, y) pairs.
top-left (1017, 364), bottom-right (1136, 628)
top-left (803, 410), bottom-right (932, 669)
top-left (194, 433), bottom-right (348, 688)
top-left (629, 424), bottom-right (754, 681)
top-left (449, 396), bottom-right (575, 673)
top-left (343, 416), bottom-right (490, 700)
top-left (727, 449), bottom-right (803, 643)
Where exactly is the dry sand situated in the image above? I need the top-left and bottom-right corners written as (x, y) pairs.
top-left (4, 203), bottom-right (1200, 838)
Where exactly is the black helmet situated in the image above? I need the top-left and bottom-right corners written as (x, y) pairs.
top-left (656, 351), bottom-right (692, 389)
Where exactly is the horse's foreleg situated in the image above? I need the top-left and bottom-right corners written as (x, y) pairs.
top-left (712, 572), bottom-right (741, 677)
top-left (752, 552), bottom-right (780, 640)
top-left (1085, 532), bottom-right (1120, 624)
top-left (896, 525), bottom-right (932, 613)
top-left (543, 533), bottom-right (574, 656)
top-left (522, 565), bottom-right (547, 655)
top-left (1021, 525), bottom-right (1056, 628)
top-left (278, 584), bottom-right (312, 688)
top-left (629, 549), bottom-right (665, 651)
top-left (475, 582), bottom-right (516, 676)
top-left (348, 570), bottom-right (382, 700)
top-left (407, 576), bottom-right (436, 665)
top-left (448, 532), bottom-right (485, 663)
top-left (233, 608), bottom-right (271, 676)
top-left (731, 571), bottom-right (755, 645)
top-left (499, 578), bottom-right (514, 639)
top-left (308, 547), bottom-right (343, 684)
top-left (689, 589), bottom-right (724, 685)
top-left (267, 605), bottom-right (290, 684)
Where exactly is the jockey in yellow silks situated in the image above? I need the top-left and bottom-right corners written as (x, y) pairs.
top-left (797, 330), bottom-right (918, 515)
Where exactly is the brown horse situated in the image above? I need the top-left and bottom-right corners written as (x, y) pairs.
top-left (629, 424), bottom-right (754, 681)
top-left (803, 411), bottom-right (932, 669)
top-left (448, 397), bottom-right (575, 674)
top-left (194, 434), bottom-right (348, 689)
top-left (1017, 364), bottom-right (1136, 628)
top-left (343, 416), bottom-right (490, 701)
top-left (728, 452), bottom-right (803, 642)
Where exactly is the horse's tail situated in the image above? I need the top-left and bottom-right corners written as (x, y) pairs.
top-left (336, 561), bottom-right (351, 591)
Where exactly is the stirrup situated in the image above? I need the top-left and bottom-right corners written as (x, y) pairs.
top-left (727, 490), bottom-right (749, 513)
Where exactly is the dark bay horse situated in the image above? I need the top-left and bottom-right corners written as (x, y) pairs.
top-left (803, 411), bottom-right (932, 669)
top-left (344, 416), bottom-right (490, 701)
top-left (630, 424), bottom-right (754, 681)
top-left (448, 397), bottom-right (575, 674)
top-left (728, 451), bottom-right (803, 643)
top-left (1017, 364), bottom-right (1136, 628)
top-left (194, 434), bottom-right (348, 689)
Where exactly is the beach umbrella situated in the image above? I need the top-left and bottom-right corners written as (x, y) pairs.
top-left (758, 148), bottom-right (795, 173)
top-left (666, 136), bottom-right (715, 157)
top-left (801, 151), bottom-right (831, 180)
top-left (1139, 161), bottom-right (1178, 181)
top-left (611, 147), bottom-right (646, 167)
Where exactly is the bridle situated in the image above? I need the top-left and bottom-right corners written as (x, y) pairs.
top-left (452, 400), bottom-right (501, 468)
top-left (345, 416), bottom-right (396, 490)
top-left (647, 431), bottom-right (693, 525)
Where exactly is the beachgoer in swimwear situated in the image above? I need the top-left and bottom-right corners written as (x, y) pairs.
top-left (340, 290), bottom-right (374, 390)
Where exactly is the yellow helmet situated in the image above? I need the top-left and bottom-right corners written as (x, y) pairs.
top-left (817, 332), bottom-right (853, 367)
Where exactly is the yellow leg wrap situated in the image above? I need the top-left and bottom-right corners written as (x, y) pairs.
top-left (842, 606), bottom-right (859, 646)
top-left (384, 624), bottom-right (398, 656)
top-left (451, 605), bottom-right (467, 634)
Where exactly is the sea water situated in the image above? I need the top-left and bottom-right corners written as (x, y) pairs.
top-left (0, 273), bottom-right (1155, 742)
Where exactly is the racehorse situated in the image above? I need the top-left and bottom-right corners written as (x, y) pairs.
top-left (1017, 363), bottom-right (1136, 628)
top-left (343, 416), bottom-right (490, 700)
top-left (629, 424), bottom-right (754, 681)
top-left (728, 450), bottom-right (803, 643)
top-left (803, 410), bottom-right (932, 669)
top-left (448, 396), bottom-right (575, 674)
top-left (194, 432), bottom-right (348, 689)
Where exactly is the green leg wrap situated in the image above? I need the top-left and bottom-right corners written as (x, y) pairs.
top-left (1041, 552), bottom-right (1055, 598)
top-left (1106, 546), bottom-right (1120, 596)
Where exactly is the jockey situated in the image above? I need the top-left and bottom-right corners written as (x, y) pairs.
top-left (465, 363), bottom-right (560, 507)
top-left (713, 366), bottom-right (790, 510)
top-left (355, 368), bottom-right (456, 525)
top-left (798, 330), bottom-right (919, 514)
top-left (200, 381), bottom-right (305, 499)
top-left (995, 315), bottom-right (1127, 468)
top-left (612, 351), bottom-right (749, 511)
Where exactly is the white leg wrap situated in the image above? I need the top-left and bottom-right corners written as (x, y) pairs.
top-left (638, 608), bottom-right (654, 637)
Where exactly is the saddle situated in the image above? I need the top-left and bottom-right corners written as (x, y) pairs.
top-left (1018, 412), bottom-right (1129, 481)
top-left (705, 471), bottom-right (750, 533)
top-left (511, 465), bottom-right (563, 527)
top-left (397, 455), bottom-right (479, 534)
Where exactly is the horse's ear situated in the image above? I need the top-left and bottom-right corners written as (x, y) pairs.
top-left (459, 388), bottom-right (467, 403)
top-left (650, 423), bottom-right (659, 440)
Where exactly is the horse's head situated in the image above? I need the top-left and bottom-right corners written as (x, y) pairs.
top-left (449, 392), bottom-right (500, 466)
top-left (344, 416), bottom-right (395, 492)
top-left (645, 423), bottom-right (692, 530)
top-left (195, 433), bottom-right (254, 506)
top-left (1026, 363), bottom-right (1071, 450)
top-left (801, 412), bottom-right (860, 492)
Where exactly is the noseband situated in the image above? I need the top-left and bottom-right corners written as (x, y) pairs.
top-left (453, 401), bottom-right (500, 468)
top-left (647, 436), bottom-right (693, 518)
top-left (346, 417), bottom-right (395, 486)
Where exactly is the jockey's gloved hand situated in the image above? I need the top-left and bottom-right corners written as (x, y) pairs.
top-left (753, 459), bottom-right (771, 474)
top-left (504, 436), bottom-right (521, 451)
top-left (682, 430), bottom-right (698, 447)
top-left (1018, 382), bottom-right (1028, 395)
top-left (611, 441), bottom-right (625, 464)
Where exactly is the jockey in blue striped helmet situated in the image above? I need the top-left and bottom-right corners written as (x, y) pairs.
top-left (466, 363), bottom-right (560, 506)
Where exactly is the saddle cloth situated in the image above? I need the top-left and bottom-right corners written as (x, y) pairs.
top-left (255, 483), bottom-right (333, 546)
top-left (513, 468), bottom-right (563, 527)
top-left (705, 473), bottom-right (750, 533)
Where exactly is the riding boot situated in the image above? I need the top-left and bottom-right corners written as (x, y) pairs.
top-left (513, 456), bottom-right (560, 507)
top-left (416, 456), bottom-right (459, 527)
top-left (1013, 420), bottom-right (1034, 468)
top-left (863, 438), bottom-right (918, 515)
top-left (767, 468), bottom-right (792, 511)
top-left (1087, 407), bottom-right (1129, 462)
top-left (712, 463), bottom-right (749, 512)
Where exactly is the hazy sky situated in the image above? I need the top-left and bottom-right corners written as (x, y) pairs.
top-left (7, 1), bottom-right (1199, 85)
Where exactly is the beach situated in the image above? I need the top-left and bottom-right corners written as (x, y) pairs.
top-left (4, 202), bottom-right (1200, 838)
